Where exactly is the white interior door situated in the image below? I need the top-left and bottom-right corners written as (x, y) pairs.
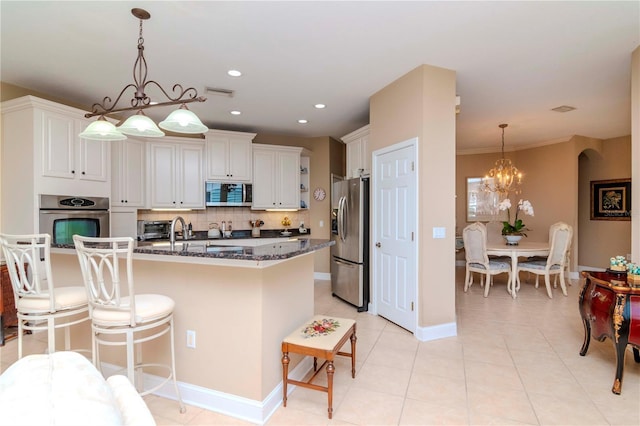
top-left (373, 139), bottom-right (417, 332)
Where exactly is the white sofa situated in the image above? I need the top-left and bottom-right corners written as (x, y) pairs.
top-left (0, 351), bottom-right (155, 425)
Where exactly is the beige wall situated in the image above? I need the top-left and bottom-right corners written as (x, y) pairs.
top-left (370, 64), bottom-right (457, 331)
top-left (578, 136), bottom-right (632, 267)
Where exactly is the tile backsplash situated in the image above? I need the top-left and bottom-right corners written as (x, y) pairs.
top-left (137, 207), bottom-right (311, 232)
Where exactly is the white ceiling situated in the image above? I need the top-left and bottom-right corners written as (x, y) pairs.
top-left (1, 1), bottom-right (638, 153)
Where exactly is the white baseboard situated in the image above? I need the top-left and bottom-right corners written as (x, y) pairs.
top-left (577, 265), bottom-right (606, 273)
top-left (414, 321), bottom-right (457, 342)
top-left (314, 272), bottom-right (331, 281)
top-left (101, 357), bottom-right (314, 425)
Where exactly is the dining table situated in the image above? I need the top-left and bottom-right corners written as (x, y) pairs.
top-left (486, 240), bottom-right (550, 298)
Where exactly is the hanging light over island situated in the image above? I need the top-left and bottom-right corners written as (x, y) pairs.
top-left (79, 8), bottom-right (207, 141)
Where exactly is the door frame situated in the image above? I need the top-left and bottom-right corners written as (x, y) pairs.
top-left (369, 137), bottom-right (419, 332)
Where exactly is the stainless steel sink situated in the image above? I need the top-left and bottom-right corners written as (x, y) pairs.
top-left (137, 241), bottom-right (247, 253)
top-left (205, 245), bottom-right (245, 253)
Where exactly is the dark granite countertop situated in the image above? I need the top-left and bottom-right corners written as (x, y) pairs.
top-left (53, 237), bottom-right (334, 262)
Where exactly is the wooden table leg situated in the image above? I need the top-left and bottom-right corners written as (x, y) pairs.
top-left (350, 328), bottom-right (357, 378)
top-left (282, 351), bottom-right (289, 407)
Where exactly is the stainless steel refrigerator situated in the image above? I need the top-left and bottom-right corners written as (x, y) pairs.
top-left (331, 177), bottom-right (369, 311)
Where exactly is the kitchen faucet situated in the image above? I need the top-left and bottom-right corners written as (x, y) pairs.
top-left (170, 216), bottom-right (187, 248)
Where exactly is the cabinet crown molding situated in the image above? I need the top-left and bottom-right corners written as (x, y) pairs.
top-left (1, 95), bottom-right (87, 118)
top-left (205, 129), bottom-right (257, 139)
top-left (340, 124), bottom-right (370, 144)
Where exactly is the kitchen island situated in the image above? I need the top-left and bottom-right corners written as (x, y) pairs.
top-left (49, 237), bottom-right (333, 424)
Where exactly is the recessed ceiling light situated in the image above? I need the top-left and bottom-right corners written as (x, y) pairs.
top-left (230, 110), bottom-right (241, 115)
top-left (551, 105), bottom-right (576, 113)
top-left (227, 70), bottom-right (242, 77)
top-left (298, 119), bottom-right (308, 124)
top-left (314, 104), bottom-right (326, 109)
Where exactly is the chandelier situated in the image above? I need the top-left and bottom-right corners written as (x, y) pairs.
top-left (482, 124), bottom-right (522, 195)
top-left (79, 8), bottom-right (207, 141)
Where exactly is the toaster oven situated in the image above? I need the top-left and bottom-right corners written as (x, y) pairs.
top-left (137, 220), bottom-right (171, 241)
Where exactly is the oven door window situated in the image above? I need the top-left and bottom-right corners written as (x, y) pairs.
top-left (52, 218), bottom-right (100, 245)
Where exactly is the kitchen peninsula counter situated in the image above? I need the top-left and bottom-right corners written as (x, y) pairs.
top-left (49, 237), bottom-right (333, 423)
top-left (52, 237), bottom-right (333, 268)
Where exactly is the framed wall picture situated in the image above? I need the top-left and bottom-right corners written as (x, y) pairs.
top-left (590, 178), bottom-right (631, 221)
top-left (466, 177), bottom-right (506, 222)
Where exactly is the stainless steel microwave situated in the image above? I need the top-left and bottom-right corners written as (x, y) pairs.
top-left (205, 182), bottom-right (252, 207)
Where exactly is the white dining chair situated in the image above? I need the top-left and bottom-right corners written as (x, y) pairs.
top-left (462, 222), bottom-right (511, 297)
top-left (73, 235), bottom-right (185, 412)
top-left (516, 222), bottom-right (573, 298)
top-left (0, 233), bottom-right (89, 358)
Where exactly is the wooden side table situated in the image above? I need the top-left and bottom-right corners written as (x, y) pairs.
top-left (579, 271), bottom-right (640, 394)
top-left (1, 263), bottom-right (19, 346)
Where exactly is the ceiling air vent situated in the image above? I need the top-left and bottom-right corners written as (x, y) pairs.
top-left (205, 87), bottom-right (235, 97)
top-left (551, 105), bottom-right (576, 113)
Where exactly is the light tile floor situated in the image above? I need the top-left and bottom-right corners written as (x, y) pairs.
top-left (2, 268), bottom-right (639, 425)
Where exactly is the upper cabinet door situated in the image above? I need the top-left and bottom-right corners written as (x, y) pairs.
top-left (112, 138), bottom-right (145, 207)
top-left (178, 143), bottom-right (205, 208)
top-left (205, 130), bottom-right (255, 182)
top-left (342, 124), bottom-right (370, 178)
top-left (148, 142), bottom-right (178, 208)
top-left (251, 148), bottom-right (277, 209)
top-left (276, 149), bottom-right (302, 208)
top-left (227, 137), bottom-right (253, 182)
top-left (78, 134), bottom-right (109, 182)
top-left (41, 110), bottom-right (76, 179)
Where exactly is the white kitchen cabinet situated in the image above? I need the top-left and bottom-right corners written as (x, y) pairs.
top-left (1, 96), bottom-right (111, 235)
top-left (112, 138), bottom-right (145, 207)
top-left (205, 129), bottom-right (255, 182)
top-left (41, 110), bottom-right (109, 184)
top-left (251, 144), bottom-right (302, 210)
top-left (147, 138), bottom-right (204, 209)
top-left (341, 124), bottom-right (370, 178)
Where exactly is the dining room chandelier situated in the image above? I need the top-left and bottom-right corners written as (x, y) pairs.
top-left (482, 123), bottom-right (523, 195)
top-left (79, 8), bottom-right (207, 141)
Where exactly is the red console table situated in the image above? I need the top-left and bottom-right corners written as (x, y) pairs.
top-left (579, 271), bottom-right (640, 394)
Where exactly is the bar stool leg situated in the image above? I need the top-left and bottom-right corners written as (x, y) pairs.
top-left (281, 351), bottom-right (289, 407)
top-left (326, 361), bottom-right (335, 419)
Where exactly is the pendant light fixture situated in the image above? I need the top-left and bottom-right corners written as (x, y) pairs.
top-left (80, 8), bottom-right (207, 141)
top-left (482, 124), bottom-right (523, 195)
top-left (78, 116), bottom-right (127, 141)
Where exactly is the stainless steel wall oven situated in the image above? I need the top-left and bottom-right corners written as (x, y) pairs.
top-left (39, 195), bottom-right (109, 245)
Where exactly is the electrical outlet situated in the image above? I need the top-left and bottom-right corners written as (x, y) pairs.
top-left (186, 330), bottom-right (196, 348)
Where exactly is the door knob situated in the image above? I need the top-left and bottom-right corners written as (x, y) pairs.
top-left (375, 242), bottom-right (381, 248)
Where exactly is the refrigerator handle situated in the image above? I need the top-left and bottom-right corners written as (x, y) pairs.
top-left (333, 257), bottom-right (357, 268)
top-left (339, 196), bottom-right (347, 242)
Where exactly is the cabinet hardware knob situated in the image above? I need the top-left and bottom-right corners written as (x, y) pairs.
top-left (71, 170), bottom-right (75, 174)
top-left (82, 171), bottom-right (85, 175)
top-left (376, 242), bottom-right (381, 248)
